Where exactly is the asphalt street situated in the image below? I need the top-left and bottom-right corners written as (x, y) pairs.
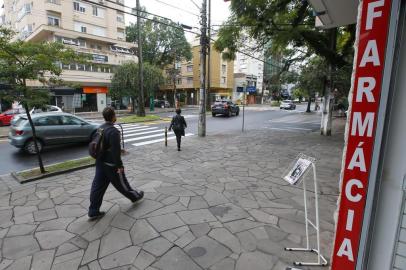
top-left (0, 104), bottom-right (320, 174)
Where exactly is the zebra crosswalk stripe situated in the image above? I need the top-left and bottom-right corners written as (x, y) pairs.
top-left (132, 133), bottom-right (194, 146)
top-left (124, 129), bottom-right (163, 137)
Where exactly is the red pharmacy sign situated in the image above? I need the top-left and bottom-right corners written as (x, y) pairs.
top-left (331, 0), bottom-right (392, 269)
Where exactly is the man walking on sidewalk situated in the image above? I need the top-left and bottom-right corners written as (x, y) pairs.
top-left (88, 107), bottom-right (144, 220)
top-left (169, 108), bottom-right (187, 151)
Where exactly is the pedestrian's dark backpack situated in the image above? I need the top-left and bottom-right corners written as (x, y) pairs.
top-left (89, 128), bottom-right (108, 159)
top-left (172, 115), bottom-right (183, 131)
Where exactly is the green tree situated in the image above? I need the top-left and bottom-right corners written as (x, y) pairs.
top-left (110, 61), bottom-right (164, 114)
top-left (126, 15), bottom-right (192, 68)
top-left (0, 27), bottom-right (85, 173)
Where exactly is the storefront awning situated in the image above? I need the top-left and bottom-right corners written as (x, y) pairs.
top-left (308, 0), bottom-right (359, 28)
top-left (83, 86), bottom-right (108, 94)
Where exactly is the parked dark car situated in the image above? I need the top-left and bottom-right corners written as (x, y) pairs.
top-left (280, 100), bottom-right (296, 110)
top-left (211, 100), bottom-right (240, 117)
top-left (154, 99), bottom-right (170, 108)
top-left (8, 112), bottom-right (100, 154)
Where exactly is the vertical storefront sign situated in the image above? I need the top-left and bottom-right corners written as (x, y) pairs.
top-left (331, 0), bottom-right (392, 269)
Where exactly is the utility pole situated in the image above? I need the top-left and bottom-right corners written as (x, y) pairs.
top-left (173, 48), bottom-right (178, 109)
top-left (206, 0), bottom-right (211, 110)
top-left (198, 0), bottom-right (207, 137)
top-left (136, 0), bottom-right (145, 116)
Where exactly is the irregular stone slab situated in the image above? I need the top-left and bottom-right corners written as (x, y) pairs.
top-left (209, 204), bottom-right (249, 223)
top-left (0, 259), bottom-right (13, 269)
top-left (178, 209), bottom-right (217, 225)
top-left (7, 224), bottom-right (36, 237)
top-left (82, 239), bottom-right (100, 265)
top-left (210, 257), bottom-right (235, 270)
top-left (130, 219), bottom-right (159, 245)
top-left (3, 235), bottom-right (40, 259)
top-left (35, 230), bottom-right (75, 249)
top-left (224, 219), bottom-right (264, 233)
top-left (67, 215), bottom-right (95, 235)
top-left (190, 223), bottom-right (211, 238)
top-left (209, 228), bottom-right (242, 254)
top-left (34, 209), bottom-right (57, 222)
top-left (32, 250), bottom-right (55, 270)
top-left (153, 247), bottom-right (202, 270)
top-left (278, 219), bottom-right (306, 236)
top-left (144, 202), bottom-right (187, 218)
top-left (55, 205), bottom-right (87, 218)
top-left (37, 218), bottom-right (75, 232)
top-left (88, 261), bottom-right (101, 270)
top-left (6, 256), bottom-right (31, 270)
top-left (147, 213), bottom-right (185, 232)
top-left (235, 251), bottom-right (275, 270)
top-left (133, 250), bottom-right (155, 270)
top-left (188, 196), bottom-right (209, 210)
top-left (99, 228), bottom-right (132, 258)
top-left (127, 200), bottom-right (164, 219)
top-left (0, 210), bottom-right (13, 226)
top-left (82, 205), bottom-right (119, 242)
top-left (186, 236), bottom-right (232, 268)
top-left (174, 230), bottom-right (195, 248)
top-left (14, 213), bottom-right (34, 224)
top-left (99, 246), bottom-right (141, 269)
top-left (56, 243), bottom-right (79, 257)
top-left (203, 190), bottom-right (229, 206)
top-left (263, 226), bottom-right (288, 242)
top-left (248, 209), bottom-right (278, 225)
top-left (179, 197), bottom-right (190, 208)
top-left (237, 231), bottom-right (257, 252)
top-left (52, 250), bottom-right (83, 270)
top-left (110, 213), bottom-right (135, 230)
top-left (143, 237), bottom-right (173, 257)
top-left (138, 180), bottom-right (163, 193)
top-left (14, 206), bottom-right (38, 216)
top-left (156, 186), bottom-right (196, 197)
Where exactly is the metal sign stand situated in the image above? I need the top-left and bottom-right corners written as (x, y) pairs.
top-left (283, 154), bottom-right (328, 267)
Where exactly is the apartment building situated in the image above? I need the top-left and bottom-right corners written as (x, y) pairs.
top-left (0, 0), bottom-right (137, 112)
top-left (159, 43), bottom-right (234, 106)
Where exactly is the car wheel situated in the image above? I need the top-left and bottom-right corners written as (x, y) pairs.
top-left (24, 139), bottom-right (43, 155)
top-left (227, 110), bottom-right (232, 117)
top-left (236, 110), bottom-right (239, 116)
top-left (212, 113), bottom-right (216, 117)
top-left (0, 121), bottom-right (3, 127)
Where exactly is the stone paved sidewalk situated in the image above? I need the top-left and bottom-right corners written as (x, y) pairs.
top-left (0, 127), bottom-right (344, 270)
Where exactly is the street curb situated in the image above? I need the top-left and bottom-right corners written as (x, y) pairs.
top-left (11, 162), bottom-right (95, 184)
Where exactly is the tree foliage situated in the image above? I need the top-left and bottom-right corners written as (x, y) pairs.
top-left (214, 0), bottom-right (356, 68)
top-left (126, 15), bottom-right (192, 68)
top-left (110, 61), bottom-right (164, 113)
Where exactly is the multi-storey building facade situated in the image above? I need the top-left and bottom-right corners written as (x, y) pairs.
top-left (159, 43), bottom-right (234, 106)
top-left (0, 0), bottom-right (137, 112)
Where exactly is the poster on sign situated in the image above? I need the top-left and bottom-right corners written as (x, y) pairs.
top-left (283, 157), bottom-right (312, 185)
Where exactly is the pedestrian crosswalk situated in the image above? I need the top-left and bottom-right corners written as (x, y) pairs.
top-left (265, 114), bottom-right (321, 132)
top-left (115, 123), bottom-right (194, 148)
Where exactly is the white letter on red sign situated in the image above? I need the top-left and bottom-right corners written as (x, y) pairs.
top-left (337, 238), bottom-right (355, 262)
top-left (351, 112), bottom-right (375, 137)
top-left (366, 0), bottom-right (385, 30)
top-left (348, 143), bottom-right (367, 172)
top-left (356, 77), bottom-right (376, 102)
top-left (360, 40), bottom-right (381, 67)
top-left (346, 209), bottom-right (355, 231)
top-left (345, 179), bottom-right (363, 203)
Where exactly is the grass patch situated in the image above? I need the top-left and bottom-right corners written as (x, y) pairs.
top-left (118, 114), bottom-right (161, 124)
top-left (17, 157), bottom-right (95, 179)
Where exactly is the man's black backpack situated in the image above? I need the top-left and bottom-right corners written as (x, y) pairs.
top-left (172, 115), bottom-right (184, 131)
top-left (89, 128), bottom-right (107, 159)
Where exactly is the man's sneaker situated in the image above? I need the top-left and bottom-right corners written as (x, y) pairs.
top-left (132, 190), bottom-right (144, 203)
top-left (88, 211), bottom-right (105, 221)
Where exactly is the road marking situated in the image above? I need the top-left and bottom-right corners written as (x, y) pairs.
top-left (124, 132), bottom-right (175, 143)
top-left (124, 129), bottom-right (164, 137)
top-left (122, 126), bottom-right (158, 132)
top-left (0, 139), bottom-right (8, 143)
top-left (269, 127), bottom-right (311, 132)
top-left (132, 133), bottom-right (194, 146)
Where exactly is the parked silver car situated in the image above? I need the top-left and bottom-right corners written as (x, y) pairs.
top-left (9, 112), bottom-right (100, 154)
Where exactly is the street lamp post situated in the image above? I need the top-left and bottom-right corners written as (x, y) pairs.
top-left (242, 82), bottom-right (246, 132)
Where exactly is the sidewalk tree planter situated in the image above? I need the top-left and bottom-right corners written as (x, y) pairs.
top-left (0, 27), bottom-right (88, 173)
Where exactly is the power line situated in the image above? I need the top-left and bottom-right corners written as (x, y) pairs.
top-left (188, 0), bottom-right (201, 10)
top-left (151, 0), bottom-right (200, 17)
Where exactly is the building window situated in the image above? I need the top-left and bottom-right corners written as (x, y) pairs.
top-left (117, 29), bottom-right (125, 40)
top-left (117, 13), bottom-right (124, 23)
top-left (97, 45), bottom-right (102, 50)
top-left (221, 77), bottom-right (226, 84)
top-left (177, 78), bottom-right (182, 85)
top-left (78, 39), bottom-right (86, 47)
top-left (187, 77), bottom-right (193, 84)
top-left (93, 26), bottom-right (106, 37)
top-left (77, 64), bottom-right (85, 71)
top-left (92, 6), bottom-right (104, 17)
top-left (81, 26), bottom-right (87, 33)
top-left (186, 65), bottom-right (193, 72)
top-left (222, 64), bottom-right (226, 74)
top-left (74, 1), bottom-right (85, 13)
top-left (47, 16), bottom-right (60, 27)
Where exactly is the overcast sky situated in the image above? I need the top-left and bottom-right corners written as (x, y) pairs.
top-left (126, 0), bottom-right (231, 41)
top-left (0, 0), bottom-right (231, 42)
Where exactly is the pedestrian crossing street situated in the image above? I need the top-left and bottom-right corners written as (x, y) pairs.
top-left (115, 123), bottom-right (194, 147)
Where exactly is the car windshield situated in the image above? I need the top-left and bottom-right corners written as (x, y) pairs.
top-left (14, 117), bottom-right (27, 127)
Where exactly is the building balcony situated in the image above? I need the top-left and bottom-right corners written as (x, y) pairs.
top-left (44, 0), bottom-right (62, 13)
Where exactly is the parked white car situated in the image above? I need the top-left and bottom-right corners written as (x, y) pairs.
top-left (11, 105), bottom-right (62, 125)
